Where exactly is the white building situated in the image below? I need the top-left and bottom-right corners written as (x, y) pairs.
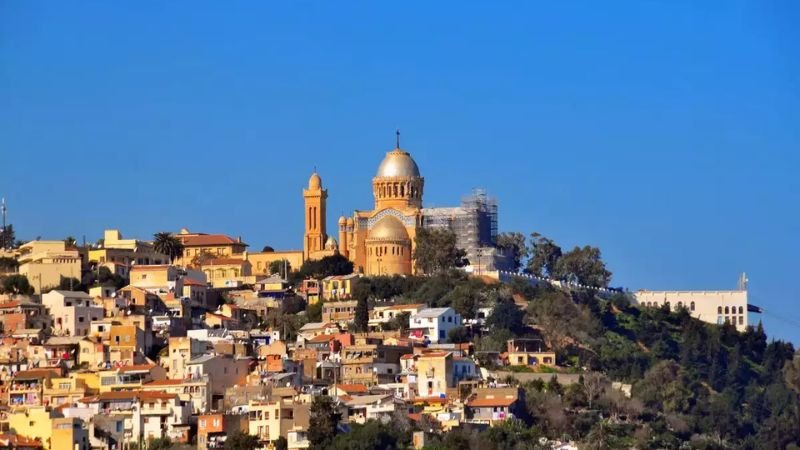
top-left (409, 307), bottom-right (462, 343)
top-left (634, 289), bottom-right (749, 331)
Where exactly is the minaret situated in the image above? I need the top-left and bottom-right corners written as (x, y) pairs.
top-left (338, 215), bottom-right (349, 258)
top-left (303, 171), bottom-right (327, 260)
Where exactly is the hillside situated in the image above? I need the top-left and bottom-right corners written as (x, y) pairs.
top-left (350, 272), bottom-right (800, 449)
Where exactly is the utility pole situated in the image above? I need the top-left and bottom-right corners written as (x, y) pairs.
top-left (1, 197), bottom-right (6, 250)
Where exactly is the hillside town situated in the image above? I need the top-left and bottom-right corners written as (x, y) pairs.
top-left (0, 144), bottom-right (789, 450)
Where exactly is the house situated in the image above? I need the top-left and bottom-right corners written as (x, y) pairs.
top-left (198, 258), bottom-right (252, 288)
top-left (174, 229), bottom-right (248, 267)
top-left (297, 322), bottom-right (340, 342)
top-left (506, 338), bottom-right (555, 368)
top-left (0, 433), bottom-right (44, 450)
top-left (409, 308), bottom-right (462, 344)
top-left (108, 325), bottom-right (147, 365)
top-left (253, 275), bottom-right (289, 299)
top-left (465, 387), bottom-right (524, 426)
top-left (143, 377), bottom-right (212, 415)
top-left (7, 368), bottom-right (60, 407)
top-left (408, 352), bottom-right (478, 399)
top-left (321, 274), bottom-right (358, 300)
top-left (78, 390), bottom-right (191, 443)
top-left (7, 406), bottom-right (83, 450)
top-left (161, 337), bottom-right (209, 379)
top-left (369, 303), bottom-right (425, 330)
top-left (321, 301), bottom-right (358, 327)
top-left (247, 398), bottom-right (310, 447)
top-left (0, 298), bottom-right (50, 333)
top-left (41, 291), bottom-right (104, 337)
top-left (89, 229), bottom-right (168, 266)
top-left (186, 354), bottom-right (251, 396)
top-left (42, 374), bottom-right (88, 407)
top-left (16, 241), bottom-right (81, 294)
top-left (97, 364), bottom-right (167, 393)
top-left (339, 344), bottom-right (412, 386)
top-left (197, 413), bottom-right (248, 450)
top-left (340, 394), bottom-right (402, 425)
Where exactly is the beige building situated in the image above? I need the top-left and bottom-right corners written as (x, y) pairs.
top-left (89, 229), bottom-right (169, 267)
top-left (634, 289), bottom-right (749, 331)
top-left (17, 241), bottom-right (81, 293)
top-left (175, 229), bottom-right (248, 266)
top-left (41, 291), bottom-right (104, 337)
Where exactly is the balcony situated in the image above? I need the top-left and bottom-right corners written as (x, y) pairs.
top-left (141, 405), bottom-right (173, 416)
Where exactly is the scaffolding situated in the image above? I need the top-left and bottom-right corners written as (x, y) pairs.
top-left (421, 188), bottom-right (499, 269)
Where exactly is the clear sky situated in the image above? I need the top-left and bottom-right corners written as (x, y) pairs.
top-left (1, 2), bottom-right (799, 343)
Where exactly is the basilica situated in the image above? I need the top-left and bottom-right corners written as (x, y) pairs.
top-left (303, 136), bottom-right (504, 276)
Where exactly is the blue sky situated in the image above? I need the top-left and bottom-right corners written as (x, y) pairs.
top-left (2, 2), bottom-right (799, 343)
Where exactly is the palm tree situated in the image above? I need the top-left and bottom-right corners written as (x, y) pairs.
top-left (153, 232), bottom-right (184, 264)
top-left (64, 236), bottom-right (77, 248)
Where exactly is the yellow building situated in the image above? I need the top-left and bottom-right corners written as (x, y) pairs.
top-left (17, 241), bottom-right (81, 293)
top-left (88, 229), bottom-right (169, 267)
top-left (175, 229), bottom-right (248, 266)
top-left (246, 250), bottom-right (304, 276)
top-left (304, 137), bottom-right (424, 276)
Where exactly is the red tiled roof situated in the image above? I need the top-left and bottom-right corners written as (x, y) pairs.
top-left (14, 368), bottom-right (59, 379)
top-left (118, 364), bottom-right (156, 373)
top-left (418, 352), bottom-right (449, 358)
top-left (0, 301), bottom-right (22, 308)
top-left (182, 278), bottom-right (207, 287)
top-left (335, 384), bottom-right (368, 394)
top-left (179, 234), bottom-right (246, 247)
top-left (308, 334), bottom-right (335, 343)
top-left (0, 434), bottom-right (43, 448)
top-left (467, 396), bottom-right (518, 407)
top-left (413, 396), bottom-right (448, 404)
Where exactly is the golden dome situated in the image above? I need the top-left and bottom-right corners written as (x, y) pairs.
top-left (368, 217), bottom-right (409, 241)
top-left (338, 215), bottom-right (347, 225)
top-left (376, 149), bottom-right (420, 178)
top-left (308, 172), bottom-right (322, 190)
top-left (346, 217), bottom-right (354, 226)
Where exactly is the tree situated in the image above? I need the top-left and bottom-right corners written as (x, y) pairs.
top-left (552, 245), bottom-right (612, 287)
top-left (0, 257), bottom-right (19, 271)
top-left (497, 232), bottom-right (527, 272)
top-left (296, 254), bottom-right (353, 281)
top-left (147, 437), bottom-right (172, 450)
top-left (330, 420), bottom-right (410, 450)
top-left (64, 236), bottom-right (77, 248)
top-left (583, 372), bottom-right (609, 409)
top-left (448, 326), bottom-right (469, 343)
top-left (526, 232), bottom-right (562, 277)
top-left (0, 224), bottom-right (16, 249)
top-left (309, 396), bottom-right (340, 450)
top-left (1, 274), bottom-right (34, 295)
top-left (486, 297), bottom-right (524, 335)
top-left (413, 228), bottom-right (466, 275)
top-left (223, 431), bottom-right (260, 450)
top-left (262, 245), bottom-right (275, 252)
top-left (353, 296), bottom-right (369, 332)
top-left (269, 259), bottom-right (291, 278)
top-left (152, 232), bottom-right (184, 264)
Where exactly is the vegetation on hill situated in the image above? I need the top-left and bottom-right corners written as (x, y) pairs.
top-left (341, 230), bottom-right (800, 448)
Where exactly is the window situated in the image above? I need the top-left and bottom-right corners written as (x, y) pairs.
top-left (724, 306), bottom-right (729, 314)
top-left (690, 302), bottom-right (695, 311)
top-left (59, 383), bottom-right (70, 389)
top-left (739, 316), bottom-right (744, 325)
top-left (738, 306), bottom-right (744, 314)
top-left (199, 419), bottom-right (206, 428)
top-left (718, 306), bottom-right (723, 314)
top-left (78, 317), bottom-right (85, 323)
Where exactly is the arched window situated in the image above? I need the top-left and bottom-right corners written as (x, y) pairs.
top-left (677, 301), bottom-right (683, 309)
top-left (400, 185), bottom-right (405, 196)
top-left (718, 306), bottom-right (723, 314)
top-left (690, 301), bottom-right (695, 311)
top-left (738, 306), bottom-right (744, 314)
top-left (724, 306), bottom-right (729, 314)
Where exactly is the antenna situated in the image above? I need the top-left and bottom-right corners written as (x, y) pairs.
top-left (737, 272), bottom-right (749, 291)
top-left (395, 129), bottom-right (401, 149)
top-left (1, 198), bottom-right (6, 249)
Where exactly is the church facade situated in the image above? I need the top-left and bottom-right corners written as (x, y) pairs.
top-left (303, 138), bottom-right (504, 276)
